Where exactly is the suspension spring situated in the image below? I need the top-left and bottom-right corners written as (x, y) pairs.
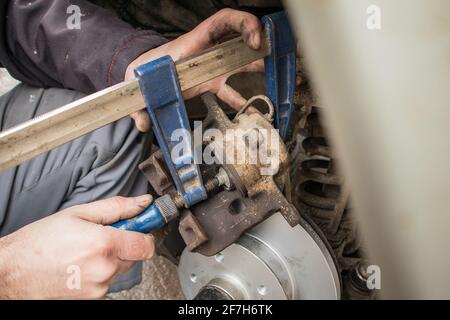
top-left (295, 107), bottom-right (360, 266)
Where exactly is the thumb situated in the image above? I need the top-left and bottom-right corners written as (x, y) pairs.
top-left (108, 229), bottom-right (155, 261)
top-left (68, 195), bottom-right (153, 225)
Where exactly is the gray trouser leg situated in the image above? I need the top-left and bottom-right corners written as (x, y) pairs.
top-left (0, 84), bottom-right (152, 292)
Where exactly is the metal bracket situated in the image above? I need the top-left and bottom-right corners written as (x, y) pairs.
top-left (135, 57), bottom-right (207, 207)
top-left (263, 11), bottom-right (296, 141)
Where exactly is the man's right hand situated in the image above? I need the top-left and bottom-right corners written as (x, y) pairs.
top-left (0, 195), bottom-right (155, 299)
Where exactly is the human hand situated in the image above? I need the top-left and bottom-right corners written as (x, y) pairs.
top-left (0, 195), bottom-right (154, 299)
top-left (125, 8), bottom-right (264, 132)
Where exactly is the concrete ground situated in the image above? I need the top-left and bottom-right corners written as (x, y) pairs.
top-left (110, 257), bottom-right (184, 300)
top-left (1, 68), bottom-right (184, 300)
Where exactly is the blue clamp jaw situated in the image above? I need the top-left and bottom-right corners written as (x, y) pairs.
top-left (263, 11), bottom-right (296, 141)
top-left (112, 11), bottom-right (296, 233)
top-left (134, 57), bottom-right (207, 208)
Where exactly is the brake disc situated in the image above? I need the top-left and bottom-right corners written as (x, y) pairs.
top-left (178, 212), bottom-right (341, 300)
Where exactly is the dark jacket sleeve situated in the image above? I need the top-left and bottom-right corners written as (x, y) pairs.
top-left (0, 0), bottom-right (168, 93)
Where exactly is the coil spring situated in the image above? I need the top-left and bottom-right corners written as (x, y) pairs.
top-left (295, 107), bottom-right (361, 268)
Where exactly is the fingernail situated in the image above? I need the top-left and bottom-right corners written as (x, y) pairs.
top-left (136, 194), bottom-right (153, 206)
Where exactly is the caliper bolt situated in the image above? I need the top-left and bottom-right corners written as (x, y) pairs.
top-left (173, 168), bottom-right (231, 209)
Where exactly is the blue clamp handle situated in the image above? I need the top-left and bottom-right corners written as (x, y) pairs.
top-left (263, 11), bottom-right (296, 141)
top-left (111, 194), bottom-right (179, 233)
top-left (134, 56), bottom-right (207, 208)
top-left (111, 203), bottom-right (165, 233)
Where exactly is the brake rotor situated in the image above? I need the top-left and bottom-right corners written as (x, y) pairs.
top-left (178, 212), bottom-right (341, 300)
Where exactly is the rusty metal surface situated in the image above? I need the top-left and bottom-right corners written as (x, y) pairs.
top-left (202, 93), bottom-right (300, 225)
top-left (190, 187), bottom-right (295, 256)
top-left (180, 93), bottom-right (300, 256)
top-left (140, 93), bottom-right (300, 259)
top-left (139, 150), bottom-right (172, 196)
top-left (179, 210), bottom-right (209, 251)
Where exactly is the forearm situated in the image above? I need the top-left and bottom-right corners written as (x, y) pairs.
top-left (1, 0), bottom-right (167, 93)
